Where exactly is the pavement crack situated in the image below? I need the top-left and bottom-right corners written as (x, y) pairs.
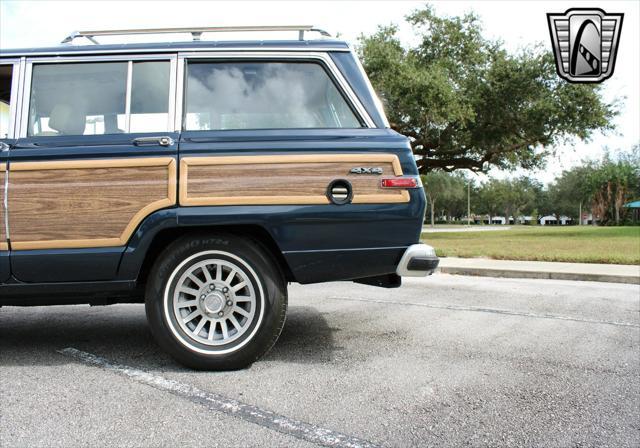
top-left (326, 296), bottom-right (640, 328)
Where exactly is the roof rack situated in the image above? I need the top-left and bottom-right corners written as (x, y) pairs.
top-left (61, 25), bottom-right (332, 45)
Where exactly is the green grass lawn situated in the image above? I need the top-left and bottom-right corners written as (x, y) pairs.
top-left (422, 226), bottom-right (640, 265)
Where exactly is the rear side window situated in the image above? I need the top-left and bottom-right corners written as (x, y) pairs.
top-left (184, 61), bottom-right (363, 130)
top-left (27, 60), bottom-right (170, 137)
top-left (130, 61), bottom-right (171, 133)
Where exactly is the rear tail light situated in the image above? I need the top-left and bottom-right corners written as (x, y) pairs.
top-left (381, 177), bottom-right (419, 189)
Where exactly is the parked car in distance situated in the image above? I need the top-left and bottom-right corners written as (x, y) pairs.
top-left (0, 26), bottom-right (438, 370)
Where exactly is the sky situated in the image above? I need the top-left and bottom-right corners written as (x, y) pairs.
top-left (1, 0), bottom-right (638, 184)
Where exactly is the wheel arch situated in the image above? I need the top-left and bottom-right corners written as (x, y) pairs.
top-left (135, 224), bottom-right (295, 289)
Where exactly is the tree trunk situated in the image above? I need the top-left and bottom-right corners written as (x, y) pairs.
top-left (578, 201), bottom-right (582, 226)
top-left (614, 186), bottom-right (625, 226)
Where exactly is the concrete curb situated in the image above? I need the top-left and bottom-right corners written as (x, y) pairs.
top-left (438, 266), bottom-right (640, 285)
top-left (436, 257), bottom-right (640, 285)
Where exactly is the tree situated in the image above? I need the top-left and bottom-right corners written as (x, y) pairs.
top-left (585, 150), bottom-right (640, 225)
top-left (442, 173), bottom-right (471, 220)
top-left (548, 146), bottom-right (640, 225)
top-left (358, 5), bottom-right (617, 173)
top-left (495, 178), bottom-right (540, 224)
top-left (548, 164), bottom-right (596, 222)
top-left (421, 171), bottom-right (465, 226)
top-left (475, 180), bottom-right (503, 223)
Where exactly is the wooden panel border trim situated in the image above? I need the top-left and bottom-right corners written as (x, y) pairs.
top-left (0, 163), bottom-right (6, 251)
top-left (9, 157), bottom-right (177, 250)
top-left (179, 154), bottom-right (410, 206)
top-left (11, 157), bottom-right (175, 172)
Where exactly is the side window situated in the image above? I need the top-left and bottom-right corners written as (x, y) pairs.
top-left (28, 62), bottom-right (127, 136)
top-left (130, 61), bottom-right (170, 133)
top-left (27, 60), bottom-right (171, 137)
top-left (184, 61), bottom-right (363, 130)
top-left (0, 64), bottom-right (14, 138)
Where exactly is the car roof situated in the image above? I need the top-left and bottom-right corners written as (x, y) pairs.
top-left (0, 39), bottom-right (351, 58)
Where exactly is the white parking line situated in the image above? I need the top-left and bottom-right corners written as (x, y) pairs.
top-left (58, 348), bottom-right (380, 448)
top-left (327, 297), bottom-right (640, 328)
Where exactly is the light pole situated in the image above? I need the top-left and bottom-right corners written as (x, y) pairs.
top-left (467, 182), bottom-right (471, 226)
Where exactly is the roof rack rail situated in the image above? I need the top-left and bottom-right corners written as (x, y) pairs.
top-left (61, 25), bottom-right (332, 45)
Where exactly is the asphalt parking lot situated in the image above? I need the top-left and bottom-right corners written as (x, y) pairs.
top-left (1, 274), bottom-right (639, 448)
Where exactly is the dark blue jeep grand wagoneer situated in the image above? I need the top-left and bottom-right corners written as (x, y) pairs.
top-left (0, 26), bottom-right (438, 369)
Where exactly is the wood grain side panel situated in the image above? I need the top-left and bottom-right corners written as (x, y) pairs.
top-left (180, 154), bottom-right (410, 206)
top-left (9, 158), bottom-right (176, 250)
top-left (0, 164), bottom-right (6, 251)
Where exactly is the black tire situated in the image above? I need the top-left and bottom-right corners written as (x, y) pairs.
top-left (145, 233), bottom-right (287, 370)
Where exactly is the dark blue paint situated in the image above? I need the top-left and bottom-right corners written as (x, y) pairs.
top-left (0, 280), bottom-right (138, 306)
top-left (0, 252), bottom-right (9, 283)
top-left (117, 209), bottom-right (179, 279)
top-left (10, 246), bottom-right (124, 282)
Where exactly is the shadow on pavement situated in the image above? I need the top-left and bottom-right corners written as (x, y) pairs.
top-left (0, 304), bottom-right (338, 369)
top-left (264, 305), bottom-right (339, 364)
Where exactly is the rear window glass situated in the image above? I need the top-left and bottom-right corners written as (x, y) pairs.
top-left (184, 61), bottom-right (362, 130)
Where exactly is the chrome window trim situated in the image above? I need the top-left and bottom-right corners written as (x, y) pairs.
top-left (174, 57), bottom-right (185, 132)
top-left (348, 44), bottom-right (391, 128)
top-left (0, 46), bottom-right (351, 58)
top-left (176, 51), bottom-right (376, 130)
top-left (15, 58), bottom-right (27, 140)
top-left (18, 53), bottom-right (178, 138)
top-left (124, 61), bottom-right (133, 132)
top-left (0, 58), bottom-right (21, 139)
top-left (168, 57), bottom-right (178, 133)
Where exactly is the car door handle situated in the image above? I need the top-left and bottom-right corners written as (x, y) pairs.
top-left (133, 136), bottom-right (174, 147)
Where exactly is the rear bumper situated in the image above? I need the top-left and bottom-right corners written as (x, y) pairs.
top-left (396, 244), bottom-right (439, 277)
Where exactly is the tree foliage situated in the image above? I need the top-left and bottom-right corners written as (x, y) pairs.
top-left (421, 171), bottom-right (465, 226)
top-left (358, 5), bottom-right (617, 173)
top-left (574, 147), bottom-right (639, 224)
top-left (427, 147), bottom-right (639, 226)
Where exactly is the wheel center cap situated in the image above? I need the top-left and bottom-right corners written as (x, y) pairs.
top-left (203, 293), bottom-right (225, 314)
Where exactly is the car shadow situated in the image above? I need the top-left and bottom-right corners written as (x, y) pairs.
top-left (0, 304), bottom-right (338, 369)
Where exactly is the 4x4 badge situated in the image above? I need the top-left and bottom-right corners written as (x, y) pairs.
top-left (547, 8), bottom-right (623, 83)
top-left (350, 167), bottom-right (383, 175)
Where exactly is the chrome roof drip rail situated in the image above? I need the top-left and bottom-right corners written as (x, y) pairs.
top-left (61, 25), bottom-right (332, 45)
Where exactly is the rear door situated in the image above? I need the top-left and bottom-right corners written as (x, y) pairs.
top-left (176, 53), bottom-right (422, 283)
top-left (8, 54), bottom-right (178, 282)
top-left (0, 58), bottom-right (21, 283)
